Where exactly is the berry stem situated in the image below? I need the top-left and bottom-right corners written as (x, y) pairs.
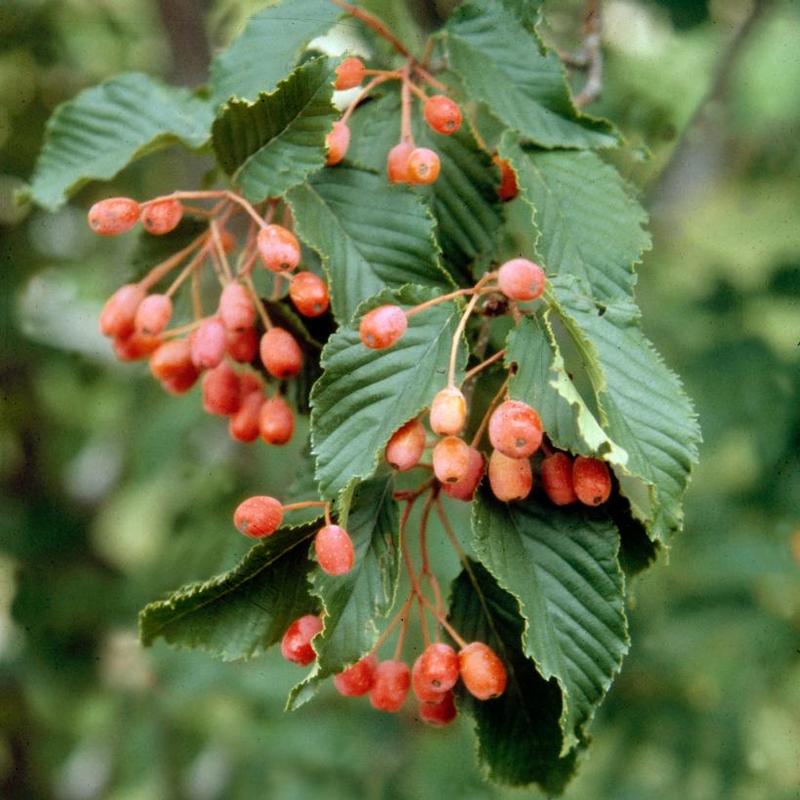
top-left (412, 63), bottom-right (448, 92)
top-left (418, 592), bottom-right (467, 649)
top-left (400, 65), bottom-right (414, 145)
top-left (191, 268), bottom-right (203, 319)
top-left (160, 318), bottom-right (205, 340)
top-left (147, 190), bottom-right (268, 230)
top-left (209, 220), bottom-right (234, 282)
top-left (447, 289), bottom-right (483, 389)
top-left (418, 491), bottom-right (444, 620)
top-left (165, 243), bottom-right (212, 298)
top-left (139, 232), bottom-right (208, 291)
top-left (242, 273), bottom-right (273, 331)
top-left (405, 285), bottom-right (493, 319)
top-left (331, 0), bottom-right (411, 58)
top-left (464, 348), bottom-right (507, 382)
top-left (406, 79), bottom-right (428, 104)
top-left (281, 500), bottom-right (327, 513)
top-left (470, 375), bottom-right (510, 448)
top-left (340, 73), bottom-right (393, 125)
top-left (370, 591), bottom-right (414, 656)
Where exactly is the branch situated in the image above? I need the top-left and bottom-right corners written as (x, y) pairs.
top-left (573, 0), bottom-right (603, 109)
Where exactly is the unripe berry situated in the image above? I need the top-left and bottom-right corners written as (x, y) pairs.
top-left (492, 155), bottom-right (519, 201)
top-left (359, 305), bottom-right (407, 349)
top-left (414, 642), bottom-right (459, 693)
top-left (258, 396), bottom-right (294, 445)
top-left (233, 495), bottom-right (284, 538)
top-left (112, 331), bottom-right (161, 362)
top-left (190, 318), bottom-right (227, 370)
top-left (227, 326), bottom-right (258, 363)
top-left (88, 197), bottom-right (140, 236)
top-left (369, 660), bottom-right (411, 712)
top-left (281, 614), bottom-right (323, 666)
top-left (423, 95), bottom-right (462, 135)
top-left (289, 271), bottom-right (329, 317)
top-left (334, 56), bottom-right (365, 90)
top-left (334, 655), bottom-right (378, 697)
top-left (140, 198), bottom-right (183, 235)
top-left (406, 148), bottom-right (441, 185)
top-left (259, 327), bottom-right (303, 379)
top-left (149, 339), bottom-right (198, 390)
top-left (326, 120), bottom-right (350, 166)
top-left (497, 258), bottom-right (546, 301)
top-left (135, 293), bottom-right (172, 336)
top-left (315, 524), bottom-right (355, 576)
top-left (572, 456), bottom-right (612, 506)
top-left (429, 386), bottom-right (467, 436)
top-left (488, 449), bottom-right (532, 502)
top-left (228, 390), bottom-right (264, 442)
top-left (442, 447), bottom-right (485, 501)
top-left (459, 642), bottom-right (507, 700)
top-left (488, 400), bottom-right (543, 458)
top-left (433, 436), bottom-right (471, 485)
top-left (541, 452), bottom-right (577, 506)
top-left (201, 362), bottom-right (242, 416)
top-left (418, 691), bottom-right (457, 726)
top-left (387, 141), bottom-right (413, 183)
top-left (257, 224), bottom-right (301, 272)
top-left (99, 283), bottom-right (145, 339)
top-left (219, 282), bottom-right (256, 332)
top-left (412, 656), bottom-right (448, 704)
top-left (385, 418), bottom-right (426, 472)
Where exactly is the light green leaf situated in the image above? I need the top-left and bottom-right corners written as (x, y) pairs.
top-left (287, 166), bottom-right (452, 322)
top-left (472, 487), bottom-right (628, 751)
top-left (212, 57), bottom-right (338, 201)
top-left (27, 73), bottom-right (212, 211)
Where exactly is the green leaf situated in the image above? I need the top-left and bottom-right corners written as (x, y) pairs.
top-left (500, 0), bottom-right (543, 29)
top-left (27, 73), bottom-right (212, 211)
top-left (212, 58), bottom-right (338, 201)
top-left (210, 0), bottom-right (341, 107)
top-left (287, 166), bottom-right (452, 322)
top-left (443, 0), bottom-right (617, 150)
top-left (138, 522), bottom-right (318, 660)
top-left (500, 137), bottom-right (651, 300)
top-left (448, 560), bottom-right (579, 793)
top-left (472, 487), bottom-right (628, 751)
top-left (311, 286), bottom-right (466, 498)
top-left (288, 476), bottom-right (400, 708)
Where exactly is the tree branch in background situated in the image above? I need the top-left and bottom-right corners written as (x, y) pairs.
top-left (573, 0), bottom-right (603, 108)
top-left (156, 0), bottom-right (211, 86)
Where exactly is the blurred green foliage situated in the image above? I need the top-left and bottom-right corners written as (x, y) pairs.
top-left (1, 1), bottom-right (798, 798)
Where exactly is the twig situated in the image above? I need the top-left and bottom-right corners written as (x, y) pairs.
top-left (331, 0), bottom-right (411, 58)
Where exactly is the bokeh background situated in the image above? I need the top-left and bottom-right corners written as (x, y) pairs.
top-left (1, 1), bottom-right (798, 798)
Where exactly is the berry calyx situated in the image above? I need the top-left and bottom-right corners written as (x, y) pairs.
top-left (257, 224), bottom-right (301, 272)
top-left (281, 614), bottom-right (323, 666)
top-left (423, 95), bottom-right (462, 135)
top-left (140, 199), bottom-right (183, 235)
top-left (259, 327), bottom-right (303, 379)
top-left (414, 642), bottom-right (459, 693)
top-left (227, 326), bottom-right (258, 363)
top-left (493, 156), bottom-right (519, 201)
top-left (387, 142), bottom-right (413, 183)
top-left (288, 271), bottom-right (329, 317)
top-left (406, 148), bottom-right (441, 185)
top-left (488, 449), bottom-right (532, 502)
top-left (429, 386), bottom-right (467, 436)
top-left (488, 400), bottom-right (543, 459)
top-left (418, 691), bottom-right (457, 727)
top-left (315, 524), bottom-right (355, 576)
top-left (572, 456), bottom-right (612, 506)
top-left (228, 390), bottom-right (264, 443)
top-left (385, 418), bottom-right (426, 472)
top-left (359, 305), bottom-right (407, 349)
top-left (258, 396), bottom-right (295, 445)
top-left (458, 642), bottom-right (507, 700)
top-left (433, 436), bottom-right (471, 485)
top-left (334, 56), bottom-right (365, 90)
top-left (442, 446), bottom-right (485, 501)
top-left (99, 283), bottom-right (146, 339)
top-left (369, 660), bottom-right (411, 712)
top-left (201, 362), bottom-right (242, 416)
top-left (233, 495), bottom-right (284, 538)
top-left (219, 282), bottom-right (256, 332)
top-left (134, 293), bottom-right (172, 336)
top-left (541, 452), bottom-right (577, 506)
top-left (190, 317), bottom-right (227, 370)
top-left (326, 120), bottom-right (351, 166)
top-left (88, 197), bottom-right (140, 236)
top-left (334, 655), bottom-right (378, 697)
top-left (497, 258), bottom-right (546, 301)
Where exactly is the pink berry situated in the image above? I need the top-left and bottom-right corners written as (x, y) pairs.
top-left (281, 614), bottom-right (323, 666)
top-left (414, 642), bottom-right (459, 694)
top-left (412, 655), bottom-right (448, 704)
top-left (442, 447), bottom-right (484, 501)
top-left (359, 305), bottom-right (407, 349)
top-left (369, 660), bottom-right (411, 712)
top-left (218, 282), bottom-right (256, 332)
top-left (488, 449), bottom-right (532, 502)
top-left (497, 258), bottom-right (546, 301)
top-left (257, 224), bottom-right (301, 272)
top-left (429, 386), bottom-right (467, 436)
top-left (385, 418), bottom-right (426, 472)
top-left (99, 283), bottom-right (145, 339)
top-left (541, 452), bottom-right (577, 506)
top-left (227, 326), bottom-right (258, 363)
top-left (458, 642), bottom-right (507, 700)
top-left (233, 495), bottom-right (283, 538)
top-left (201, 363), bottom-right (242, 416)
top-left (140, 199), bottom-right (183, 235)
top-left (418, 691), bottom-right (457, 726)
top-left (432, 436), bottom-right (471, 485)
top-left (228, 390), bottom-right (264, 443)
top-left (288, 271), bottom-right (329, 317)
top-left (314, 524), bottom-right (355, 576)
top-left (259, 327), bottom-right (303, 379)
top-left (190, 318), bottom-right (227, 370)
top-left (88, 197), bottom-right (140, 236)
top-left (134, 294), bottom-right (172, 336)
top-left (326, 120), bottom-right (350, 166)
top-left (488, 400), bottom-right (543, 459)
top-left (334, 654), bottom-right (378, 697)
top-left (258, 396), bottom-right (294, 445)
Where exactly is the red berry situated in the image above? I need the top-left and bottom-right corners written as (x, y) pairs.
top-left (233, 495), bottom-right (283, 538)
top-left (359, 305), bottom-right (407, 349)
top-left (190, 318), bottom-right (227, 370)
top-left (326, 120), bottom-right (351, 166)
top-left (219, 282), bottom-right (256, 331)
top-left (433, 436), bottom-right (471, 485)
top-left (387, 142), bottom-right (413, 183)
top-left (257, 224), bottom-right (301, 272)
top-left (442, 446), bottom-right (484, 501)
top-left (227, 326), bottom-right (258, 363)
top-left (423, 95), bottom-right (462, 135)
top-left (385, 418), bottom-right (426, 472)
top-left (289, 271), bottom-right (329, 317)
top-left (99, 283), bottom-right (145, 339)
top-left (541, 452), bottom-right (577, 506)
top-left (315, 524), bottom-right (355, 576)
top-left (429, 386), bottom-right (467, 436)
top-left (228, 390), bottom-right (264, 442)
top-left (140, 199), bottom-right (183, 235)
top-left (488, 400), bottom-right (543, 458)
top-left (202, 362), bottom-right (242, 416)
top-left (406, 148), bottom-right (441, 185)
top-left (334, 654), bottom-right (378, 697)
top-left (239, 371), bottom-right (263, 396)
top-left (88, 197), bottom-right (140, 236)
top-left (258, 396), bottom-right (294, 445)
top-left (135, 293), bottom-right (172, 336)
top-left (414, 642), bottom-right (459, 693)
top-left (493, 156), bottom-right (519, 201)
top-left (112, 331), bottom-right (161, 362)
top-left (281, 614), bottom-right (323, 666)
top-left (412, 655), bottom-right (447, 704)
top-left (488, 449), bottom-right (532, 502)
top-left (572, 456), bottom-right (612, 506)
top-left (259, 327), bottom-right (303, 379)
top-left (335, 56), bottom-right (365, 90)
top-left (160, 371), bottom-right (199, 395)
top-left (418, 691), bottom-right (457, 726)
top-left (369, 660), bottom-right (411, 712)
top-left (149, 339), bottom-right (198, 391)
top-left (497, 258), bottom-right (546, 301)
top-left (459, 642), bottom-right (507, 700)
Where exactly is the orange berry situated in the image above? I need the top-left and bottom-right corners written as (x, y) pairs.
top-left (540, 452), bottom-right (577, 506)
top-left (459, 642), bottom-right (507, 700)
top-left (233, 495), bottom-right (284, 538)
top-left (288, 271), bottom-right (329, 317)
top-left (190, 317), bottom-right (227, 370)
top-left (497, 258), bottom-right (546, 301)
top-left (335, 56), bottom-right (365, 90)
top-left (149, 339), bottom-right (198, 391)
top-left (369, 660), bottom-right (410, 712)
top-left (488, 449), bottom-right (532, 502)
top-left (227, 326), bottom-right (258, 363)
top-left (334, 655), bottom-right (378, 697)
top-left (281, 614), bottom-right (322, 666)
top-left (442, 446), bottom-right (484, 501)
top-left (140, 199), bottom-right (183, 235)
top-left (257, 224), bottom-right (301, 272)
top-left (88, 197), bottom-right (140, 236)
top-left (258, 395), bottom-right (294, 445)
top-left (488, 400), bottom-right (543, 458)
top-left (414, 642), bottom-right (459, 694)
top-left (201, 362), bottom-right (242, 416)
top-left (218, 282), bottom-right (256, 331)
top-left (359, 305), bottom-right (407, 349)
top-left (418, 691), bottom-right (457, 726)
top-left (385, 418), bottom-right (426, 472)
top-left (387, 142), bottom-right (413, 183)
top-left (99, 283), bottom-right (145, 339)
top-left (493, 155), bottom-right (519, 201)
top-left (572, 456), bottom-right (612, 506)
top-left (134, 293), bottom-right (172, 336)
top-left (423, 95), bottom-right (462, 135)
top-left (259, 327), bottom-right (303, 379)
top-left (228, 390), bottom-right (264, 443)
top-left (433, 436), bottom-right (471, 484)
top-left (326, 120), bottom-right (351, 166)
top-left (314, 524), bottom-right (355, 576)
top-left (429, 386), bottom-right (467, 436)
top-left (412, 656), bottom-right (448, 705)
top-left (112, 331), bottom-right (161, 362)
top-left (407, 147), bottom-right (441, 185)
